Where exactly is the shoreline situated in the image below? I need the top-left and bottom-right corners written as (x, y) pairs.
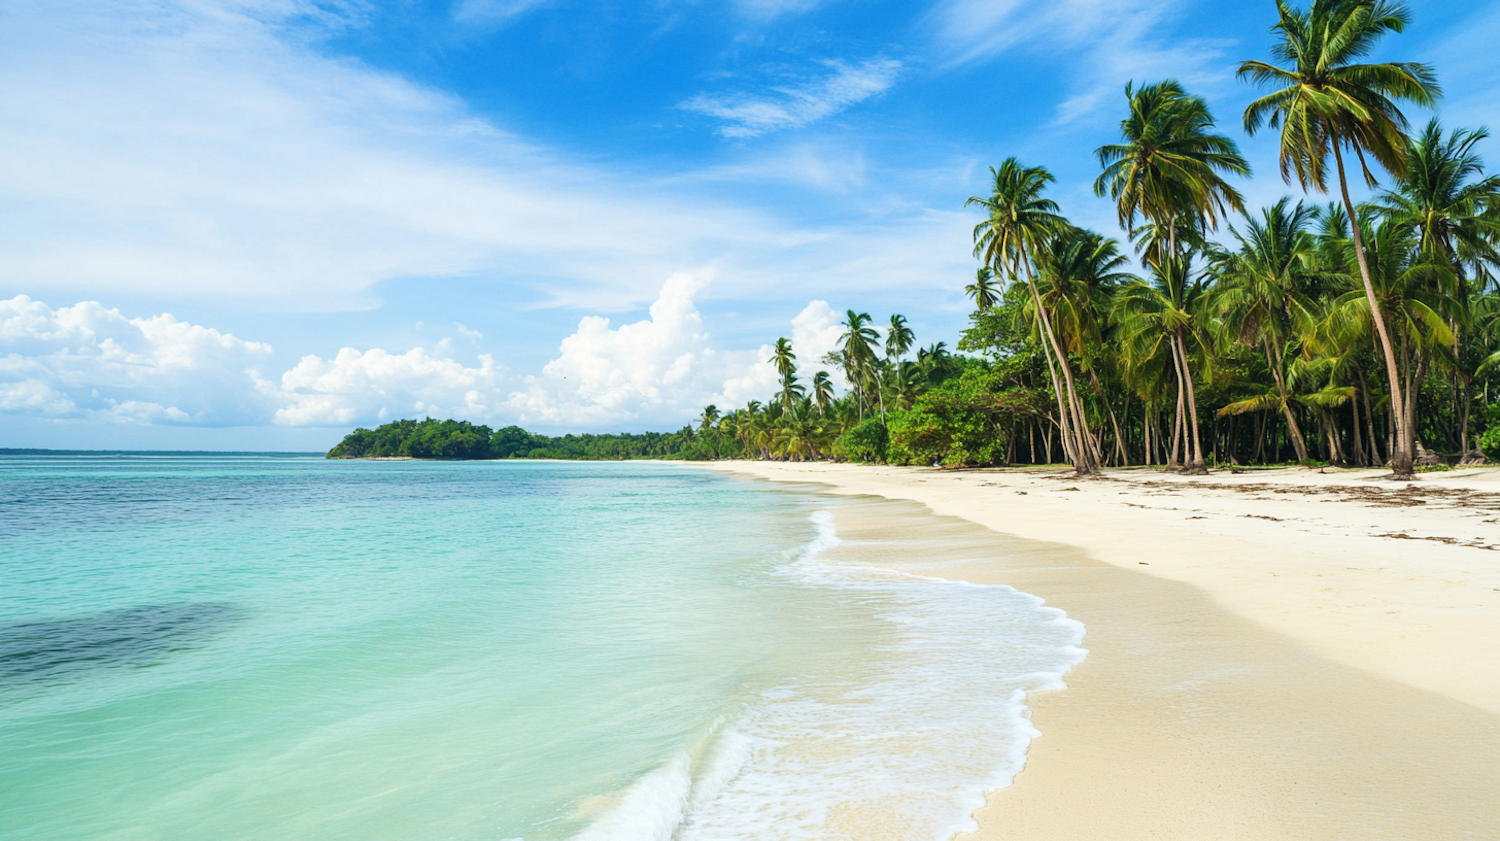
top-left (704, 462), bottom-right (1500, 839)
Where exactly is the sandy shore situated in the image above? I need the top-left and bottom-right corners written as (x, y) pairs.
top-left (704, 462), bottom-right (1500, 840)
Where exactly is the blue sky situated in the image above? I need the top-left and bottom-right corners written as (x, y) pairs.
top-left (2, 0), bottom-right (1497, 449)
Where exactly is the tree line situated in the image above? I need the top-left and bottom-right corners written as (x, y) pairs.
top-left (696, 0), bottom-right (1500, 477)
top-left (326, 418), bottom-right (723, 461)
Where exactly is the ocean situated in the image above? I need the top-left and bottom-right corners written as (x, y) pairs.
top-left (0, 456), bottom-right (1084, 841)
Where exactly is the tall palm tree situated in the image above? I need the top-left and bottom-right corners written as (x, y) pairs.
top-left (1374, 119), bottom-right (1500, 452)
top-left (1113, 255), bottom-right (1214, 471)
top-left (770, 337), bottom-right (802, 409)
top-left (967, 159), bottom-right (1095, 473)
top-left (811, 371), bottom-right (835, 417)
top-left (1095, 79), bottom-right (1251, 261)
top-left (1239, 0), bottom-right (1440, 476)
top-left (838, 310), bottom-right (881, 418)
top-left (1324, 217), bottom-right (1461, 456)
top-left (1034, 229), bottom-right (1136, 465)
top-left (966, 266), bottom-right (1000, 311)
top-left (1213, 198), bottom-right (1321, 461)
top-left (1095, 79), bottom-right (1247, 472)
top-left (887, 314), bottom-right (916, 362)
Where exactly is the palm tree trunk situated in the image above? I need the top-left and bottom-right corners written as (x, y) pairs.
top-left (1405, 350), bottom-right (1429, 461)
top-left (1357, 368), bottom-right (1382, 465)
top-left (1332, 143), bottom-right (1412, 477)
top-left (1169, 366), bottom-right (1184, 468)
top-left (1019, 257), bottom-right (1089, 472)
top-left (1351, 390), bottom-right (1366, 467)
top-left (1262, 337), bottom-right (1310, 461)
top-left (1175, 333), bottom-right (1207, 472)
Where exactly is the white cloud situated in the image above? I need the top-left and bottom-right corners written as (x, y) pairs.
top-left (268, 343), bottom-right (505, 427)
top-left (509, 273), bottom-right (839, 426)
top-left (0, 2), bottom-right (971, 317)
top-left (0, 294), bottom-right (273, 425)
top-left (789, 299), bottom-right (844, 381)
top-left (681, 58), bottom-right (903, 138)
top-left (454, 322), bottom-right (484, 343)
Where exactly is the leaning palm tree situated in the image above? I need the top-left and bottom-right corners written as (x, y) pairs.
top-left (1239, 0), bottom-right (1440, 476)
top-left (966, 266), bottom-right (1000, 311)
top-left (1095, 79), bottom-right (1250, 262)
top-left (967, 159), bottom-right (1094, 473)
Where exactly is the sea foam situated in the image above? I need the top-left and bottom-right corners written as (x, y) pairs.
top-left (573, 510), bottom-right (1088, 841)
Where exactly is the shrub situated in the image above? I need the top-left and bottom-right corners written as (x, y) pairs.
top-left (1478, 425), bottom-right (1500, 462)
top-left (834, 418), bottom-right (889, 463)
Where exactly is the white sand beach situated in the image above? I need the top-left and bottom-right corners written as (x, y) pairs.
top-left (706, 462), bottom-right (1500, 839)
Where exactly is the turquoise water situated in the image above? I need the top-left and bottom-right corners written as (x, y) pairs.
top-left (0, 456), bottom-right (1084, 840)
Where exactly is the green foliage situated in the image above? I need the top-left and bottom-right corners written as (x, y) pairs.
top-left (885, 365), bottom-right (1047, 466)
top-left (327, 418), bottom-right (722, 461)
top-left (1478, 425), bottom-right (1500, 462)
top-left (833, 418), bottom-right (888, 463)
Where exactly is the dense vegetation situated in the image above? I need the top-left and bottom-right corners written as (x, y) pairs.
top-left (330, 2), bottom-right (1500, 475)
top-left (326, 418), bottom-right (721, 461)
top-left (694, 0), bottom-right (1500, 476)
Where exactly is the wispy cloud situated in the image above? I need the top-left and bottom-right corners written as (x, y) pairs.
top-left (0, 4), bottom-right (963, 317)
top-left (452, 0), bottom-right (552, 25)
top-left (925, 0), bottom-right (1227, 125)
top-left (680, 58), bottom-right (902, 138)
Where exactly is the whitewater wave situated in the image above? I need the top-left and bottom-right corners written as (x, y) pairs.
top-left (571, 509), bottom-right (1087, 841)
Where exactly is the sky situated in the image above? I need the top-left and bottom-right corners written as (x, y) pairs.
top-left (3, 0), bottom-right (1498, 450)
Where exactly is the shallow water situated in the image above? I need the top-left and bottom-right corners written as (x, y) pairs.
top-left (0, 456), bottom-right (1083, 840)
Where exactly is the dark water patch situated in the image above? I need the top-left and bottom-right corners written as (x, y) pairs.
top-left (0, 603), bottom-right (245, 686)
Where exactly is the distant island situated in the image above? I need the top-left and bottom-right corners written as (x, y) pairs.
top-left (326, 418), bottom-right (717, 461)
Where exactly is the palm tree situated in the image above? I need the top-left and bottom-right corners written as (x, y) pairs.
top-left (1095, 79), bottom-right (1247, 472)
top-left (700, 405), bottom-right (724, 459)
top-left (770, 337), bottom-right (801, 409)
top-left (1213, 198), bottom-right (1322, 461)
top-left (1034, 228), bottom-right (1136, 465)
top-left (967, 158), bottom-right (1095, 473)
top-left (1239, 0), bottom-right (1440, 476)
top-left (966, 266), bottom-right (1000, 311)
top-left (1095, 79), bottom-right (1251, 261)
top-left (1324, 217), bottom-right (1461, 458)
top-left (887, 314), bottom-right (916, 362)
top-left (811, 371), bottom-right (835, 417)
top-left (887, 361), bottom-right (927, 411)
top-left (838, 310), bottom-right (881, 418)
top-left (1113, 255), bottom-right (1213, 471)
top-left (1374, 119), bottom-right (1500, 453)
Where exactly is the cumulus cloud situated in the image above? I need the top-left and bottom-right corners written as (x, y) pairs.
top-left (268, 343), bottom-right (505, 427)
top-left (681, 58), bottom-right (902, 138)
top-left (509, 273), bottom-right (803, 426)
top-left (0, 290), bottom-right (858, 432)
top-left (0, 294), bottom-right (273, 425)
top-left (789, 300), bottom-right (844, 379)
